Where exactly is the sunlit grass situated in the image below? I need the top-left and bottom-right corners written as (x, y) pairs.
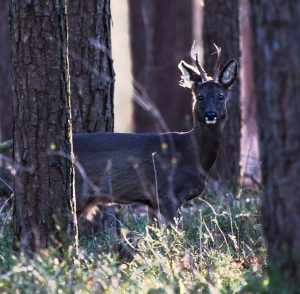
top-left (0, 189), bottom-right (267, 293)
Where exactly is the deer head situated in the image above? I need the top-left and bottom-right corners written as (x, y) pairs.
top-left (178, 43), bottom-right (238, 127)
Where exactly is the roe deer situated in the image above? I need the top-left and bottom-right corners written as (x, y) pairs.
top-left (74, 44), bottom-right (238, 225)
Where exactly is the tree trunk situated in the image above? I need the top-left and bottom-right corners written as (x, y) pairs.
top-left (0, 0), bottom-right (13, 142)
top-left (203, 0), bottom-right (241, 192)
top-left (67, 0), bottom-right (117, 239)
top-left (239, 0), bottom-right (259, 182)
top-left (9, 0), bottom-right (77, 254)
top-left (68, 0), bottom-right (114, 133)
top-left (250, 1), bottom-right (300, 290)
top-left (128, 0), bottom-right (193, 133)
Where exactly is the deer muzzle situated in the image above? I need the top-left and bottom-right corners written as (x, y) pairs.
top-left (204, 112), bottom-right (218, 125)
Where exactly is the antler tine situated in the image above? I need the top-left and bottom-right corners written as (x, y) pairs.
top-left (213, 43), bottom-right (221, 82)
top-left (190, 40), bottom-right (208, 82)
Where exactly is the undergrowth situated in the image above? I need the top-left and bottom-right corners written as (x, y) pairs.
top-left (0, 189), bottom-right (268, 293)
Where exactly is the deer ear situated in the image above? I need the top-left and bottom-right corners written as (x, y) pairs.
top-left (178, 61), bottom-right (201, 88)
top-left (219, 59), bottom-right (238, 87)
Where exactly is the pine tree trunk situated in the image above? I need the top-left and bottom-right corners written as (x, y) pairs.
top-left (203, 0), bottom-right (241, 192)
top-left (239, 0), bottom-right (259, 181)
top-left (128, 0), bottom-right (193, 132)
top-left (0, 0), bottom-right (13, 142)
top-left (250, 1), bottom-right (300, 290)
top-left (9, 0), bottom-right (77, 254)
top-left (68, 0), bottom-right (114, 133)
top-left (67, 0), bottom-right (117, 239)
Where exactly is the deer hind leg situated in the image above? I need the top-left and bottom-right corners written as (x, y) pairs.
top-left (76, 197), bottom-right (103, 221)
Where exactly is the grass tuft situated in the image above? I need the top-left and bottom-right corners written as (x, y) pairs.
top-left (0, 188), bottom-right (267, 293)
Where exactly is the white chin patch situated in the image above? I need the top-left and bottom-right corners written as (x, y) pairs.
top-left (205, 117), bottom-right (217, 125)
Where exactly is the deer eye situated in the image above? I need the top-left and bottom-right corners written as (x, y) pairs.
top-left (198, 95), bottom-right (204, 101)
top-left (218, 94), bottom-right (225, 101)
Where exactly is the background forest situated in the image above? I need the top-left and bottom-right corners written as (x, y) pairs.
top-left (0, 0), bottom-right (299, 293)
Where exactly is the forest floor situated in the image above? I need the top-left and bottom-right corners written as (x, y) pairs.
top-left (0, 186), bottom-right (270, 293)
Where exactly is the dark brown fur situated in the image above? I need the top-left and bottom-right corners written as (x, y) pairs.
top-left (74, 57), bottom-right (238, 224)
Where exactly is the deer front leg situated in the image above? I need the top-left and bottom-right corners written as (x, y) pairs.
top-left (147, 200), bottom-right (178, 228)
top-left (160, 203), bottom-right (179, 226)
top-left (156, 191), bottom-right (180, 227)
top-left (147, 207), bottom-right (159, 226)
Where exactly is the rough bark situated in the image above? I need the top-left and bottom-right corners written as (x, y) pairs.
top-left (250, 1), bottom-right (300, 290)
top-left (0, 0), bottom-right (13, 142)
top-left (203, 0), bottom-right (241, 191)
top-left (68, 0), bottom-right (114, 133)
top-left (67, 0), bottom-right (117, 238)
top-left (9, 0), bottom-right (77, 254)
top-left (128, 0), bottom-right (193, 132)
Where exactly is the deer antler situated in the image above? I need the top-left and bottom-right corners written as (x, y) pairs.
top-left (213, 43), bottom-right (221, 82)
top-left (190, 40), bottom-right (208, 82)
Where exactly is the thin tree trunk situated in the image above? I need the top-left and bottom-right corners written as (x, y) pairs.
top-left (68, 0), bottom-right (117, 239)
top-left (9, 0), bottom-right (77, 254)
top-left (128, 0), bottom-right (193, 133)
top-left (0, 0), bottom-right (13, 142)
top-left (203, 0), bottom-right (241, 192)
top-left (250, 1), bottom-right (300, 290)
top-left (239, 0), bottom-right (259, 182)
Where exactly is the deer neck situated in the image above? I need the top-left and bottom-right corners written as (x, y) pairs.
top-left (192, 122), bottom-right (223, 173)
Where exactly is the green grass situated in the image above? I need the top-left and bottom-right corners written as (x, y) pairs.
top-left (0, 189), bottom-right (268, 293)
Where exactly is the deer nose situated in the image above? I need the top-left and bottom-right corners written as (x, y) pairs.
top-left (204, 112), bottom-right (218, 125)
top-left (205, 112), bottom-right (217, 120)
